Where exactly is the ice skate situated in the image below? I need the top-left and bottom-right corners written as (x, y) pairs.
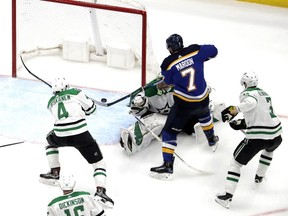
top-left (39, 167), bottom-right (60, 186)
top-left (215, 192), bottom-right (233, 209)
top-left (253, 174), bottom-right (266, 189)
top-left (208, 135), bottom-right (219, 152)
top-left (254, 174), bottom-right (264, 184)
top-left (150, 160), bottom-right (174, 180)
top-left (94, 187), bottom-right (114, 208)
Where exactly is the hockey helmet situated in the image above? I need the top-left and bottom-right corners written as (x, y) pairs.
top-left (240, 72), bottom-right (258, 88)
top-left (59, 174), bottom-right (76, 191)
top-left (166, 34), bottom-right (184, 53)
top-left (52, 77), bottom-right (69, 93)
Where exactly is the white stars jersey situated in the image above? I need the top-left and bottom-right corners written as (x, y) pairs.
top-left (238, 87), bottom-right (282, 140)
top-left (47, 191), bottom-right (105, 216)
top-left (47, 88), bottom-right (97, 137)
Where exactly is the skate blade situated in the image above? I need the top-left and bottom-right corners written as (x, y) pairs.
top-left (94, 196), bottom-right (114, 208)
top-left (39, 177), bottom-right (59, 186)
top-left (215, 197), bottom-right (231, 209)
top-left (149, 171), bottom-right (172, 180)
top-left (210, 142), bottom-right (218, 152)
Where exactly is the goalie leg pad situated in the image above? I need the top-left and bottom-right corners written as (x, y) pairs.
top-left (210, 101), bottom-right (226, 122)
top-left (120, 128), bottom-right (134, 156)
top-left (194, 123), bottom-right (207, 145)
top-left (120, 113), bottom-right (167, 156)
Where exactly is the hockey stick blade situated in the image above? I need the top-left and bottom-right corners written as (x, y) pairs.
top-left (134, 116), bottom-right (213, 174)
top-left (173, 152), bottom-right (213, 174)
top-left (0, 141), bottom-right (25, 148)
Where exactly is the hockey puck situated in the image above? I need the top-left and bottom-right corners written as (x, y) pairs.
top-left (101, 98), bottom-right (107, 103)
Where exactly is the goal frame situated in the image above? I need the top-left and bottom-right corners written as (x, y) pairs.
top-left (11, 0), bottom-right (148, 86)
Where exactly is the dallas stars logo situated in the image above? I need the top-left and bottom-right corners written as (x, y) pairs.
top-left (156, 102), bottom-right (171, 114)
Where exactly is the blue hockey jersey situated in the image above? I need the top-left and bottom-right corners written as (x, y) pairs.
top-left (160, 44), bottom-right (217, 105)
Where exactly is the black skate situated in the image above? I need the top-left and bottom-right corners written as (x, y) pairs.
top-left (215, 192), bottom-right (233, 209)
top-left (94, 187), bottom-right (114, 208)
top-left (254, 174), bottom-right (264, 184)
top-left (39, 167), bottom-right (60, 186)
top-left (150, 160), bottom-right (174, 180)
top-left (208, 135), bottom-right (219, 152)
top-left (253, 174), bottom-right (266, 189)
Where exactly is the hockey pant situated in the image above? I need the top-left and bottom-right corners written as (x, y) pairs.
top-left (45, 131), bottom-right (107, 189)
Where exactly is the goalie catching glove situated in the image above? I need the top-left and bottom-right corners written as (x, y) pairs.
top-left (129, 91), bottom-right (149, 116)
top-left (221, 106), bottom-right (239, 122)
top-left (229, 119), bottom-right (246, 130)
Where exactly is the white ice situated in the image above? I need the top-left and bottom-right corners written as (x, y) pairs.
top-left (0, 0), bottom-right (288, 216)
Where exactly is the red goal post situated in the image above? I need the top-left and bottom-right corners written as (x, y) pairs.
top-left (12, 0), bottom-right (160, 87)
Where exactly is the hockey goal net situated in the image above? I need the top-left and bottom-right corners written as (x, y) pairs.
top-left (12, 0), bottom-right (160, 89)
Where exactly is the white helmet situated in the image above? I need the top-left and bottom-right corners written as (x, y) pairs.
top-left (240, 72), bottom-right (258, 88)
top-left (59, 174), bottom-right (76, 191)
top-left (52, 77), bottom-right (69, 93)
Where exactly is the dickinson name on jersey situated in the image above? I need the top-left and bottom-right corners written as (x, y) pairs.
top-left (58, 197), bottom-right (85, 209)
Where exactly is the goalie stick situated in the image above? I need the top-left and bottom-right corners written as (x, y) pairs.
top-left (20, 55), bottom-right (163, 107)
top-left (134, 116), bottom-right (213, 174)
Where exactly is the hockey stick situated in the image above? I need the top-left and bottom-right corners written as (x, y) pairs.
top-left (20, 55), bottom-right (106, 106)
top-left (0, 141), bottom-right (24, 148)
top-left (94, 77), bottom-right (164, 107)
top-left (20, 55), bottom-right (52, 88)
top-left (134, 116), bottom-right (213, 174)
top-left (20, 55), bottom-right (163, 107)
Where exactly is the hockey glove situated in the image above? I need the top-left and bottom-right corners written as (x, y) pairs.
top-left (133, 93), bottom-right (146, 107)
top-left (129, 93), bottom-right (149, 116)
top-left (221, 106), bottom-right (239, 122)
top-left (229, 119), bottom-right (246, 130)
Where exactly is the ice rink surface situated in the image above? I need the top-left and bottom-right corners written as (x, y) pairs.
top-left (0, 0), bottom-right (288, 215)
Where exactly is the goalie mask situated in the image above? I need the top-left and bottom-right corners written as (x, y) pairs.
top-left (59, 174), bottom-right (76, 191)
top-left (240, 72), bottom-right (258, 88)
top-left (52, 77), bottom-right (70, 93)
top-left (166, 34), bottom-right (184, 53)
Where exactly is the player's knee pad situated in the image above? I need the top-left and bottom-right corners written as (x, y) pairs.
top-left (46, 130), bottom-right (59, 147)
top-left (266, 135), bottom-right (282, 152)
top-left (162, 130), bottom-right (177, 144)
top-left (230, 158), bottom-right (243, 173)
top-left (261, 150), bottom-right (273, 158)
top-left (78, 142), bottom-right (103, 164)
top-left (92, 158), bottom-right (106, 170)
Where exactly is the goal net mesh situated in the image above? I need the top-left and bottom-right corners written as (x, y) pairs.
top-left (16, 0), bottom-right (160, 88)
